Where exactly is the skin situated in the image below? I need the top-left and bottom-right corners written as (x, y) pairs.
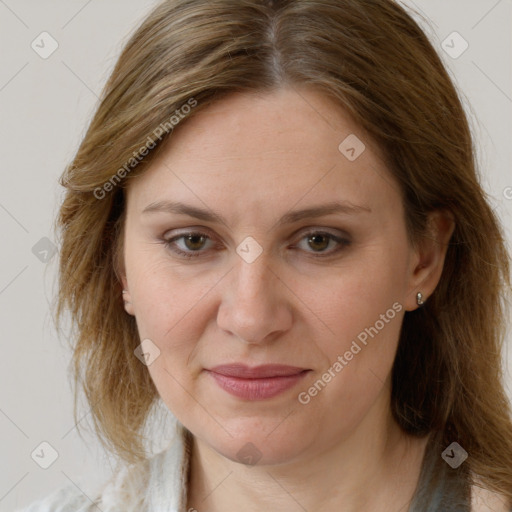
top-left (121, 87), bottom-right (455, 511)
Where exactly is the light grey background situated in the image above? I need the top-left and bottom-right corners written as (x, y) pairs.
top-left (0, 1), bottom-right (511, 510)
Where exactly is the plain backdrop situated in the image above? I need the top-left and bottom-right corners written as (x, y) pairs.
top-left (0, 1), bottom-right (511, 510)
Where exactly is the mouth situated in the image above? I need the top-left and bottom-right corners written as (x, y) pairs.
top-left (206, 364), bottom-right (311, 400)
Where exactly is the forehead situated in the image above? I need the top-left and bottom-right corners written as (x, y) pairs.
top-left (126, 87), bottom-right (401, 221)
top-left (158, 87), bottom-right (380, 164)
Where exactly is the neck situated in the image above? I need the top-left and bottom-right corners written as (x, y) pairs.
top-left (186, 392), bottom-right (429, 512)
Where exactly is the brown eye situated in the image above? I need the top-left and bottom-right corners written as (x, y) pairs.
top-left (294, 230), bottom-right (351, 257)
top-left (307, 234), bottom-right (330, 252)
top-left (183, 234), bottom-right (207, 251)
top-left (164, 231), bottom-right (215, 259)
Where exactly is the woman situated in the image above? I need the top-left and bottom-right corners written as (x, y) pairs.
top-left (20, 0), bottom-right (512, 510)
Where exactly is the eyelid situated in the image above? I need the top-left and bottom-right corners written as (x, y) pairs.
top-left (163, 227), bottom-right (214, 241)
top-left (293, 226), bottom-right (350, 240)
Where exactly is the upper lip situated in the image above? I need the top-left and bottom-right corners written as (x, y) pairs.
top-left (208, 364), bottom-right (308, 379)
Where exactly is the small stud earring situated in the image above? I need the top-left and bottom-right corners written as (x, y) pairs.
top-left (122, 290), bottom-right (131, 306)
top-left (416, 292), bottom-right (425, 306)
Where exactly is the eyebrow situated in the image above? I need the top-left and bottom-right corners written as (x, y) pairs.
top-left (142, 200), bottom-right (372, 226)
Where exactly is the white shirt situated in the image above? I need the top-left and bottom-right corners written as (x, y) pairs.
top-left (16, 429), bottom-right (189, 512)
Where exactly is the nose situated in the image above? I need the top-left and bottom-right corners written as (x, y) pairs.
top-left (216, 253), bottom-right (293, 345)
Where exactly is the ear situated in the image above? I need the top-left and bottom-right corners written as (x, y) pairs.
top-left (120, 274), bottom-right (135, 316)
top-left (114, 224), bottom-right (135, 316)
top-left (404, 210), bottom-right (455, 311)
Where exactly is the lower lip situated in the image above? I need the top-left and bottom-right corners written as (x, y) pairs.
top-left (208, 371), bottom-right (309, 400)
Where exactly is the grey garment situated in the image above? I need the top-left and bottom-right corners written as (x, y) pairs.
top-left (408, 432), bottom-right (471, 511)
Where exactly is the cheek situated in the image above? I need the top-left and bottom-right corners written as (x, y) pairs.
top-left (131, 266), bottom-right (214, 424)
top-left (127, 246), bottom-right (219, 338)
top-left (294, 294), bottom-right (404, 444)
top-left (300, 240), bottom-right (408, 353)
top-left (293, 241), bottom-right (407, 412)
top-left (125, 252), bottom-right (219, 398)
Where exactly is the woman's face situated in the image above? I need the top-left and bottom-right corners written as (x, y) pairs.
top-left (121, 87), bottom-right (428, 465)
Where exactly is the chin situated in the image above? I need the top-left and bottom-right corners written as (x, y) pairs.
top-left (195, 420), bottom-right (316, 467)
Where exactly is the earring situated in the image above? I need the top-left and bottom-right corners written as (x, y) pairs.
top-left (416, 292), bottom-right (425, 306)
top-left (122, 290), bottom-right (131, 305)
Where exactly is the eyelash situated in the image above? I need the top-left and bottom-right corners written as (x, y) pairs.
top-left (162, 229), bottom-right (351, 260)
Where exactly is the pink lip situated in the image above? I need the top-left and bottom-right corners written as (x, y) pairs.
top-left (207, 364), bottom-right (310, 400)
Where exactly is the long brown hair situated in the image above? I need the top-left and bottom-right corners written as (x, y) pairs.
top-left (56, 0), bottom-right (512, 500)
